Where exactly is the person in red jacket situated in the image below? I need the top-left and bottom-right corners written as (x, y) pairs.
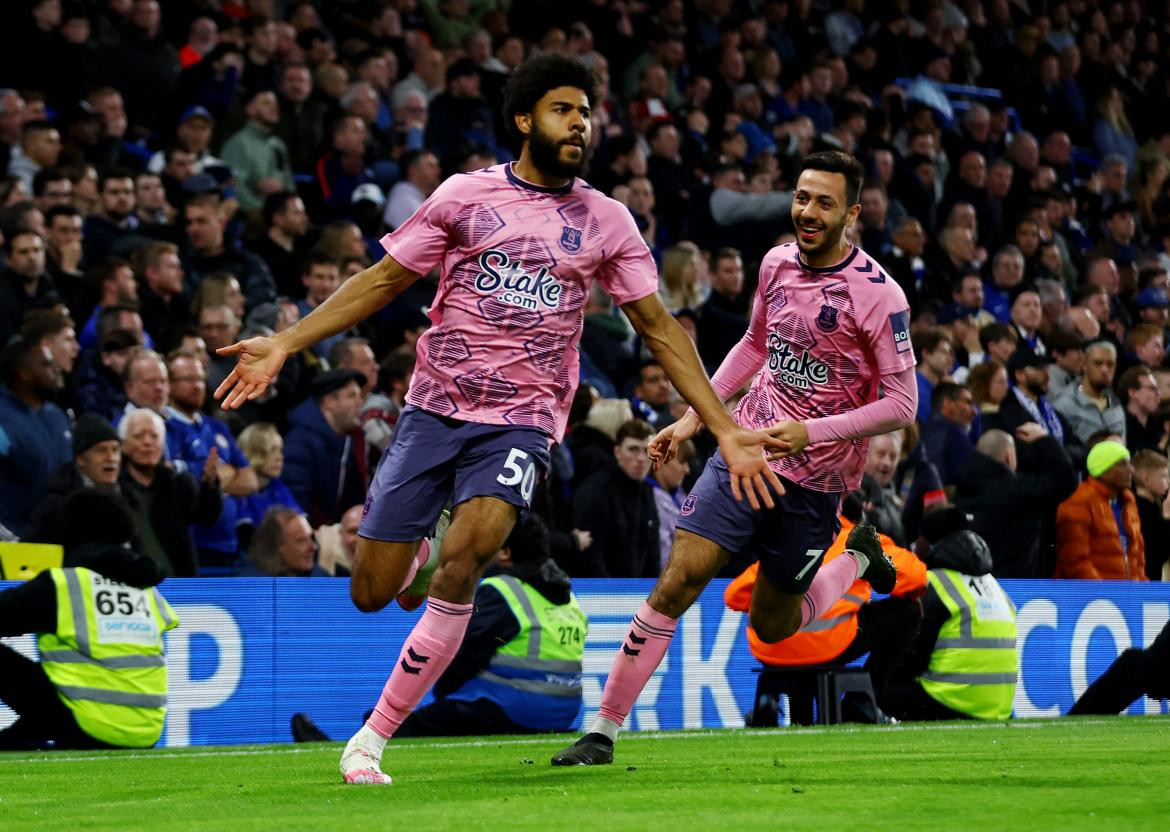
top-left (725, 493), bottom-right (928, 723)
top-left (1055, 440), bottom-right (1147, 580)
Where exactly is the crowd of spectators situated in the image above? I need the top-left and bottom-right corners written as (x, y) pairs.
top-left (1, 0), bottom-right (1170, 584)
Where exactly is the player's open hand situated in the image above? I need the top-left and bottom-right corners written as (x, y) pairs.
top-left (213, 336), bottom-right (290, 410)
top-left (762, 420), bottom-right (810, 461)
top-left (716, 427), bottom-right (787, 510)
top-left (648, 410), bottom-right (702, 467)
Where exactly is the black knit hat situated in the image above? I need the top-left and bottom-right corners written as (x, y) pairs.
top-left (72, 413), bottom-right (118, 456)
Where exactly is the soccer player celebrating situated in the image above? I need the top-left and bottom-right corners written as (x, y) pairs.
top-left (551, 151), bottom-right (917, 766)
top-left (214, 54), bottom-right (785, 785)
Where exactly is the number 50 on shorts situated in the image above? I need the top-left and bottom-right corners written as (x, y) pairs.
top-left (497, 448), bottom-right (536, 502)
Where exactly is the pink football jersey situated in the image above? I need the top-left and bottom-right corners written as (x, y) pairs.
top-left (720, 243), bottom-right (916, 493)
top-left (380, 163), bottom-right (658, 441)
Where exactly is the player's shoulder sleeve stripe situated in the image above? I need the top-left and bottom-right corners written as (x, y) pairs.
top-left (854, 253), bottom-right (889, 284)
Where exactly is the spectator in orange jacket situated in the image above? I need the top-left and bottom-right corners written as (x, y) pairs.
top-left (1055, 440), bottom-right (1147, 580)
top-left (725, 493), bottom-right (928, 723)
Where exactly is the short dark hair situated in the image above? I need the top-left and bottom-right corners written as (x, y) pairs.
top-left (32, 166), bottom-right (68, 196)
top-left (645, 121), bottom-right (676, 145)
top-left (296, 26), bottom-right (331, 51)
top-left (45, 203), bottom-right (81, 226)
top-left (96, 303), bottom-right (139, 340)
top-left (605, 132), bottom-right (639, 161)
top-left (502, 54), bottom-right (596, 142)
top-left (22, 119), bottom-right (54, 138)
top-left (164, 143), bottom-right (194, 164)
top-left (1086, 428), bottom-right (1122, 450)
top-left (979, 322), bottom-right (1018, 352)
top-left (261, 191), bottom-right (299, 227)
top-left (327, 337), bottom-right (370, 368)
top-left (1117, 364), bottom-right (1155, 406)
top-left (1073, 282), bottom-right (1108, 305)
top-left (377, 349), bottom-right (416, 392)
top-left (20, 308), bottom-right (74, 344)
top-left (99, 167), bottom-right (136, 192)
top-left (638, 358), bottom-right (664, 379)
top-left (1047, 328), bottom-right (1085, 355)
top-left (400, 148), bottom-right (435, 176)
top-left (502, 514), bottom-right (551, 565)
top-left (1, 225), bottom-right (41, 253)
top-left (1138, 266), bottom-right (1169, 290)
top-left (303, 250), bottom-right (338, 275)
top-left (931, 380), bottom-right (969, 410)
top-left (0, 335), bottom-right (40, 387)
top-left (711, 247), bottom-right (742, 270)
top-left (615, 418), bottom-right (654, 446)
top-left (84, 256), bottom-right (133, 297)
top-left (243, 12), bottom-right (273, 37)
top-left (912, 327), bottom-right (952, 362)
top-left (797, 150), bottom-right (865, 204)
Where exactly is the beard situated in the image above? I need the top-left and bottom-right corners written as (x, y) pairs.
top-left (794, 212), bottom-right (849, 259)
top-left (528, 121), bottom-right (591, 179)
top-left (1025, 377), bottom-right (1048, 397)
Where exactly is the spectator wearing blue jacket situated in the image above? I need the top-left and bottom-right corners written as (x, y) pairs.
top-left (283, 369), bottom-right (369, 528)
top-left (921, 382), bottom-right (976, 487)
top-left (912, 329), bottom-right (955, 425)
top-left (0, 337), bottom-right (72, 537)
top-left (164, 353), bottom-right (259, 570)
top-left (232, 422), bottom-right (303, 529)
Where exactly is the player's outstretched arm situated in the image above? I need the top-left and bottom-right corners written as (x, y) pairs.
top-left (215, 254), bottom-right (420, 409)
top-left (622, 293), bottom-right (786, 509)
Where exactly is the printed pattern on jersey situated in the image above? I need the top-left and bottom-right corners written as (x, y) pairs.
top-left (729, 244), bottom-right (915, 493)
top-left (382, 165), bottom-right (658, 441)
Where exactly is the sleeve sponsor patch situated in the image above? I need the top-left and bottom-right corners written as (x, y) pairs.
top-left (889, 309), bottom-right (911, 354)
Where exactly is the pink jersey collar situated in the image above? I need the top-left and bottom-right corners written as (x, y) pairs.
top-left (505, 162), bottom-right (575, 196)
top-left (797, 244), bottom-right (859, 274)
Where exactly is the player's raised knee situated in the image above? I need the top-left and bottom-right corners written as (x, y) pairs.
top-left (350, 576), bottom-right (393, 613)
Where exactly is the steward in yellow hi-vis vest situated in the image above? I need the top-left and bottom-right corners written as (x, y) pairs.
top-left (0, 491), bottom-right (178, 750)
top-left (884, 508), bottom-right (1018, 722)
top-left (396, 515), bottom-right (587, 737)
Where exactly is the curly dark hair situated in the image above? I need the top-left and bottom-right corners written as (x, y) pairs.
top-left (502, 54), bottom-right (596, 142)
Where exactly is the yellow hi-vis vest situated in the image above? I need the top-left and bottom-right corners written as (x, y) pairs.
top-left (37, 567), bottom-right (178, 747)
top-left (449, 574), bottom-right (586, 730)
top-left (919, 568), bottom-right (1018, 720)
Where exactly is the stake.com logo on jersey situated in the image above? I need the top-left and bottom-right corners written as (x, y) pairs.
top-left (767, 334), bottom-right (829, 390)
top-left (473, 249), bottom-right (563, 311)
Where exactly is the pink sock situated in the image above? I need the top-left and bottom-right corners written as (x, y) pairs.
top-left (365, 598), bottom-right (472, 738)
top-left (596, 602), bottom-right (677, 727)
top-left (396, 539), bottom-right (431, 595)
top-left (799, 553), bottom-right (860, 629)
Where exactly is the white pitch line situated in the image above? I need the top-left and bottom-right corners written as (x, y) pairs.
top-left (0, 718), bottom-right (1151, 765)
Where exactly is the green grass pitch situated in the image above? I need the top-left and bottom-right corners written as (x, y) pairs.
top-left (2, 717), bottom-right (1167, 831)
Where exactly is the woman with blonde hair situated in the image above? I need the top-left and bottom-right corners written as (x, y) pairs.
top-left (1133, 157), bottom-right (1168, 237)
top-left (658, 242), bottom-right (707, 311)
top-left (232, 422), bottom-right (302, 530)
top-left (1093, 85), bottom-right (1138, 168)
